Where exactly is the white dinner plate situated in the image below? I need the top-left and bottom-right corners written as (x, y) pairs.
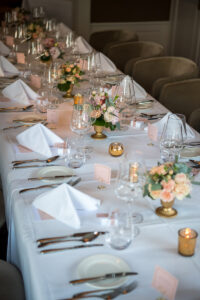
top-left (76, 254), bottom-right (131, 289)
top-left (36, 166), bottom-right (74, 183)
top-left (181, 147), bottom-right (200, 158)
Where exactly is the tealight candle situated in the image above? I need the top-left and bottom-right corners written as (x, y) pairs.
top-left (74, 94), bottom-right (83, 105)
top-left (109, 142), bottom-right (124, 157)
top-left (178, 228), bottom-right (198, 256)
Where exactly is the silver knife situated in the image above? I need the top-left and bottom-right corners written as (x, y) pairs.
top-left (69, 272), bottom-right (138, 285)
top-left (71, 177), bottom-right (81, 186)
top-left (28, 175), bottom-right (75, 181)
top-left (40, 243), bottom-right (104, 254)
top-left (13, 164), bottom-right (60, 169)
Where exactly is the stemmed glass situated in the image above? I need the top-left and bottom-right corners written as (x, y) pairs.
top-left (160, 113), bottom-right (186, 162)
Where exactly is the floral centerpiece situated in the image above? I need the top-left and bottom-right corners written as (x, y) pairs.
top-left (12, 7), bottom-right (30, 24)
top-left (144, 161), bottom-right (192, 217)
top-left (89, 91), bottom-right (120, 139)
top-left (57, 63), bottom-right (84, 98)
top-left (27, 22), bottom-right (44, 40)
top-left (40, 38), bottom-right (64, 62)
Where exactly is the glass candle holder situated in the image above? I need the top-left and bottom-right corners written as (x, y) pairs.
top-left (178, 228), bottom-right (198, 256)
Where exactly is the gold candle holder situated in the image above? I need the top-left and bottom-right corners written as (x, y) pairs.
top-left (109, 142), bottom-right (124, 157)
top-left (74, 93), bottom-right (83, 105)
top-left (178, 228), bottom-right (198, 257)
top-left (129, 162), bottom-right (138, 183)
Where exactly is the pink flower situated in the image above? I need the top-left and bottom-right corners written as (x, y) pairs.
top-left (43, 38), bottom-right (54, 48)
top-left (174, 173), bottom-right (188, 184)
top-left (66, 67), bottom-right (71, 73)
top-left (160, 189), bottom-right (174, 202)
top-left (161, 179), bottom-right (175, 192)
top-left (174, 183), bottom-right (191, 200)
top-left (49, 47), bottom-right (60, 60)
top-left (149, 189), bottom-right (162, 200)
top-left (150, 165), bottom-right (166, 176)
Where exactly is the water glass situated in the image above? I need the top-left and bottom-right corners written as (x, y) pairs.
top-left (105, 211), bottom-right (133, 250)
top-left (160, 113), bottom-right (185, 162)
top-left (66, 138), bottom-right (85, 169)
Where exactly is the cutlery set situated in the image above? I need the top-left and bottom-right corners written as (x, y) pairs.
top-left (139, 112), bottom-right (166, 120)
top-left (64, 280), bottom-right (138, 299)
top-left (0, 104), bottom-right (33, 112)
top-left (12, 155), bottom-right (60, 166)
top-left (190, 159), bottom-right (200, 168)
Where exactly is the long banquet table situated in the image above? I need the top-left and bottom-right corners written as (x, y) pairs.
top-left (0, 40), bottom-right (200, 300)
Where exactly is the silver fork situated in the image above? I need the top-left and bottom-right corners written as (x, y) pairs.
top-left (64, 281), bottom-right (138, 299)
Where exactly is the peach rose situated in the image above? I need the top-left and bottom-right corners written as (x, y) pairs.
top-left (160, 190), bottom-right (174, 202)
top-left (150, 165), bottom-right (166, 176)
top-left (150, 189), bottom-right (162, 200)
top-left (174, 173), bottom-right (188, 184)
top-left (174, 183), bottom-right (191, 200)
top-left (161, 179), bottom-right (175, 192)
top-left (66, 67), bottom-right (71, 72)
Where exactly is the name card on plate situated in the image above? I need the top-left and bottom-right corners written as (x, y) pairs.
top-left (30, 74), bottom-right (41, 89)
top-left (152, 266), bottom-right (178, 300)
top-left (6, 36), bottom-right (14, 47)
top-left (16, 52), bottom-right (25, 64)
top-left (94, 163), bottom-right (111, 185)
top-left (148, 123), bottom-right (158, 141)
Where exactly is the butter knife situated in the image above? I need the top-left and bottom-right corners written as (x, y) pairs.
top-left (69, 272), bottom-right (138, 285)
top-left (28, 175), bottom-right (75, 181)
top-left (40, 243), bottom-right (104, 254)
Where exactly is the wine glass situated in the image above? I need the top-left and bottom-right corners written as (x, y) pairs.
top-left (160, 113), bottom-right (185, 162)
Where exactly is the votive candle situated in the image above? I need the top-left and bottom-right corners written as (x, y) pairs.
top-left (178, 228), bottom-right (198, 256)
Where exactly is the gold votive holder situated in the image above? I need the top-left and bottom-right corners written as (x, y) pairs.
top-left (129, 162), bottom-right (138, 183)
top-left (178, 228), bottom-right (198, 257)
top-left (109, 142), bottom-right (124, 157)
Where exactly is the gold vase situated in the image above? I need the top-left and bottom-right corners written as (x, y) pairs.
top-left (91, 125), bottom-right (107, 139)
top-left (63, 84), bottom-right (74, 98)
top-left (156, 200), bottom-right (177, 218)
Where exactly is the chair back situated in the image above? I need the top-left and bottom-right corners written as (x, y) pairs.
top-left (89, 30), bottom-right (138, 52)
top-left (188, 108), bottom-right (200, 133)
top-left (132, 56), bottom-right (199, 98)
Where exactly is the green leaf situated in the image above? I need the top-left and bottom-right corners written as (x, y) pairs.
top-left (151, 183), bottom-right (162, 191)
top-left (191, 181), bottom-right (200, 185)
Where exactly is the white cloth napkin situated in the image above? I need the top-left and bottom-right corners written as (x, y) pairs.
top-left (0, 56), bottom-right (19, 77)
top-left (98, 52), bottom-right (117, 73)
top-left (0, 41), bottom-right (10, 56)
top-left (152, 112), bottom-right (195, 139)
top-left (2, 79), bottom-right (38, 105)
top-left (33, 183), bottom-right (80, 228)
top-left (120, 75), bottom-right (147, 100)
top-left (75, 36), bottom-right (92, 54)
top-left (56, 22), bottom-right (72, 34)
top-left (16, 123), bottom-right (63, 157)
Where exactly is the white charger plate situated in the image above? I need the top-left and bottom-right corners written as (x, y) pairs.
top-left (36, 166), bottom-right (74, 183)
top-left (181, 147), bottom-right (200, 158)
top-left (76, 254), bottom-right (131, 289)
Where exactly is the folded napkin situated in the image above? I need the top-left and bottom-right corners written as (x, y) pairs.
top-left (2, 79), bottom-right (38, 105)
top-left (56, 22), bottom-right (72, 34)
top-left (150, 112), bottom-right (195, 140)
top-left (16, 123), bottom-right (63, 157)
top-left (75, 36), bottom-right (92, 54)
top-left (0, 41), bottom-right (10, 56)
top-left (97, 52), bottom-right (117, 73)
top-left (33, 183), bottom-right (100, 227)
top-left (0, 56), bottom-right (19, 77)
top-left (33, 183), bottom-right (80, 228)
top-left (120, 75), bottom-right (147, 100)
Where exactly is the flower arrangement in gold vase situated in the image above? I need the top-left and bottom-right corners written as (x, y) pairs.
top-left (57, 63), bottom-right (84, 98)
top-left (89, 91), bottom-right (120, 139)
top-left (144, 161), bottom-right (192, 217)
top-left (40, 38), bottom-right (64, 62)
top-left (27, 22), bottom-right (44, 39)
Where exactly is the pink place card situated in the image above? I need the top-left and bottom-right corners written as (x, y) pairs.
top-left (5, 36), bottom-right (14, 47)
top-left (16, 52), bottom-right (25, 64)
top-left (47, 109), bottom-right (68, 126)
top-left (30, 75), bottom-right (41, 89)
top-left (94, 163), bottom-right (111, 185)
top-left (152, 266), bottom-right (178, 300)
top-left (148, 123), bottom-right (158, 141)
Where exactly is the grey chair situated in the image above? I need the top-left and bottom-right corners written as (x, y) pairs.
top-left (89, 30), bottom-right (138, 53)
top-left (159, 79), bottom-right (200, 120)
top-left (0, 260), bottom-right (25, 300)
top-left (105, 41), bottom-right (164, 74)
top-left (189, 108), bottom-right (200, 133)
top-left (132, 57), bottom-right (199, 99)
top-left (0, 188), bottom-right (5, 229)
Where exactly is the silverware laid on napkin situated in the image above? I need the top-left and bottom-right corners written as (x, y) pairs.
top-left (0, 104), bottom-right (33, 112)
top-left (70, 271), bottom-right (138, 285)
top-left (40, 243), bottom-right (104, 254)
top-left (12, 155), bottom-right (60, 166)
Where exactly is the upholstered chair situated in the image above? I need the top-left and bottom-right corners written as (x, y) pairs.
top-left (0, 188), bottom-right (5, 230)
top-left (104, 41), bottom-right (164, 74)
top-left (0, 260), bottom-right (25, 300)
top-left (132, 57), bottom-right (199, 99)
top-left (159, 79), bottom-right (200, 120)
top-left (189, 108), bottom-right (200, 133)
top-left (89, 30), bottom-right (138, 53)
